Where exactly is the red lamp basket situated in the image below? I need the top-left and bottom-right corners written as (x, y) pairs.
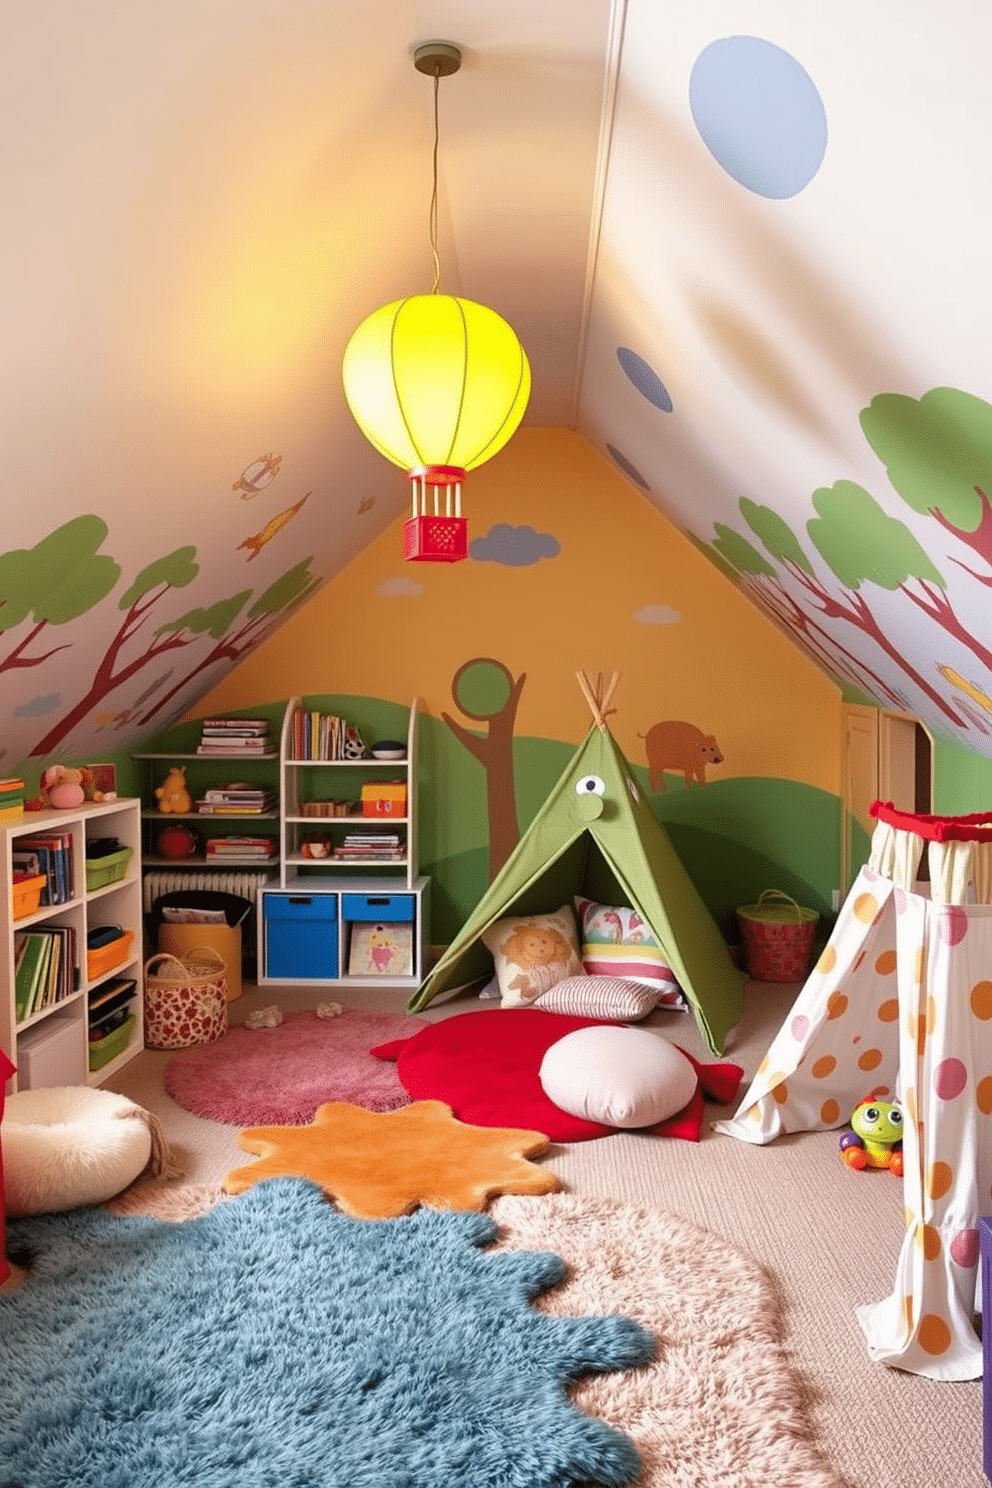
top-left (403, 465), bottom-right (469, 564)
top-left (404, 514), bottom-right (468, 563)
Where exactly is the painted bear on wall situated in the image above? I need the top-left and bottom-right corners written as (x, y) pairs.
top-left (639, 721), bottom-right (724, 792)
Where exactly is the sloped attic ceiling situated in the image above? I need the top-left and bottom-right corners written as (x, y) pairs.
top-left (3, 1), bottom-right (991, 770)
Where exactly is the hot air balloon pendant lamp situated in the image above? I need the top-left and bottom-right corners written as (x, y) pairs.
top-left (341, 42), bottom-right (531, 563)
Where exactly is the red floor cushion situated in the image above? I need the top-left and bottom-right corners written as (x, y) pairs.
top-left (371, 1008), bottom-right (742, 1143)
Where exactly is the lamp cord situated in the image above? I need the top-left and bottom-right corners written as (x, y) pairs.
top-left (429, 69), bottom-right (441, 293)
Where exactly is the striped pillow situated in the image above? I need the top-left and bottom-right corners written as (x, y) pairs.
top-left (575, 896), bottom-right (684, 1005)
top-left (535, 974), bottom-right (663, 1021)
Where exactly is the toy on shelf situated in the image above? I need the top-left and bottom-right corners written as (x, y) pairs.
top-left (27, 764), bottom-right (105, 812)
top-left (155, 766), bottom-right (192, 815)
top-left (838, 1097), bottom-right (904, 1175)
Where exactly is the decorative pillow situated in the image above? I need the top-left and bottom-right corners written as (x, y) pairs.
top-left (535, 974), bottom-right (662, 1022)
top-left (480, 904), bottom-right (583, 1008)
top-left (575, 896), bottom-right (685, 1007)
top-left (539, 1025), bottom-right (698, 1129)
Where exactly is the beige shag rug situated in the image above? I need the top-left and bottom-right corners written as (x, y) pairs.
top-left (106, 1180), bottom-right (843, 1488)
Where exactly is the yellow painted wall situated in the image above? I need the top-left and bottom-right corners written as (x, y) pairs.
top-left (192, 427), bottom-right (840, 792)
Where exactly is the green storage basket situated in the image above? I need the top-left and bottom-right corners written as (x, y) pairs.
top-left (736, 890), bottom-right (819, 983)
top-left (88, 1011), bottom-right (137, 1072)
top-left (85, 846), bottom-right (134, 892)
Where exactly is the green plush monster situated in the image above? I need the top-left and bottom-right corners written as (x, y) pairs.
top-left (838, 1098), bottom-right (904, 1175)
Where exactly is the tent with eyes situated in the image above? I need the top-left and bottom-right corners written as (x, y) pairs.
top-left (715, 799), bottom-right (992, 1380)
top-left (408, 672), bottom-right (744, 1055)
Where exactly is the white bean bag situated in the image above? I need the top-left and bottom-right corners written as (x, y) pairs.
top-left (2, 1086), bottom-right (171, 1216)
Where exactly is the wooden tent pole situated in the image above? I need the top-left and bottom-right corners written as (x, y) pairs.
top-left (576, 669), bottom-right (621, 731)
top-left (600, 671), bottom-right (621, 721)
top-left (576, 670), bottom-right (604, 729)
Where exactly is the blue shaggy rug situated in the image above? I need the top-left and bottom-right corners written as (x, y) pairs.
top-left (0, 1179), bottom-right (654, 1488)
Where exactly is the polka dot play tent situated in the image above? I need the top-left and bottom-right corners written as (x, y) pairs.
top-left (716, 800), bottom-right (992, 1379)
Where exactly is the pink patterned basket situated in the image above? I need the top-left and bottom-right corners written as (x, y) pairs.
top-left (736, 890), bottom-right (819, 984)
top-left (143, 947), bottom-right (228, 1050)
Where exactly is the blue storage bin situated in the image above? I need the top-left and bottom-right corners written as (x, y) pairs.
top-left (341, 893), bottom-right (415, 922)
top-left (263, 892), bottom-right (338, 979)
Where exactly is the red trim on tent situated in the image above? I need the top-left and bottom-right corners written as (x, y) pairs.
top-left (869, 800), bottom-right (992, 843)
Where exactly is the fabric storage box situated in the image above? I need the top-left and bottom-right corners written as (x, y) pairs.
top-left (16, 1015), bottom-right (86, 1089)
top-left (361, 782), bottom-right (407, 818)
top-left (85, 846), bottom-right (133, 892)
top-left (158, 922), bottom-right (243, 1003)
top-left (89, 1012), bottom-right (137, 1072)
top-left (341, 893), bottom-right (415, 922)
top-left (12, 873), bottom-right (47, 920)
top-left (263, 892), bottom-right (338, 979)
top-left (144, 948), bottom-right (228, 1050)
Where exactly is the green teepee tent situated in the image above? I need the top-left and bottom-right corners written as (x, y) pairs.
top-left (408, 673), bottom-right (744, 1055)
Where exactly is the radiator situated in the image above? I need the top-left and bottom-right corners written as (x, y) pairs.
top-left (143, 869), bottom-right (276, 916)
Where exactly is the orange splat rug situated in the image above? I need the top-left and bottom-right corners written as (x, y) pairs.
top-left (223, 1099), bottom-right (560, 1219)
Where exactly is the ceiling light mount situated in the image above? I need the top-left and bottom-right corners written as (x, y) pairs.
top-left (413, 41), bottom-right (462, 78)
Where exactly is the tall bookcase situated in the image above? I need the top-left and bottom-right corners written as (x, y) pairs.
top-left (257, 697), bottom-right (430, 990)
top-left (1, 799), bottom-right (144, 1095)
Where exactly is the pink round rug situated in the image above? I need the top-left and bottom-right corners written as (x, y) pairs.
top-left (163, 1008), bottom-right (427, 1126)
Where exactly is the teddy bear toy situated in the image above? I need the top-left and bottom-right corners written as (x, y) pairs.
top-left (838, 1097), bottom-right (904, 1175)
top-left (155, 766), bottom-right (192, 815)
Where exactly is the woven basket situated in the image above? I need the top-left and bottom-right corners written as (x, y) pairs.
top-left (144, 946), bottom-right (229, 1050)
top-left (736, 890), bottom-right (819, 983)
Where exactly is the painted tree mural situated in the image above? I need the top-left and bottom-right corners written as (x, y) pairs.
top-left (29, 547), bottom-right (201, 755)
top-left (137, 559), bottom-right (319, 724)
top-left (861, 388), bottom-right (992, 586)
top-left (441, 657), bottom-right (526, 882)
top-left (0, 517), bottom-right (120, 674)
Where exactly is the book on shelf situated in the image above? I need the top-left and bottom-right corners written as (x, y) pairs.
top-left (196, 742), bottom-right (271, 755)
top-left (348, 921), bottom-right (413, 977)
top-left (196, 801), bottom-right (275, 814)
top-left (14, 927), bottom-right (75, 1021)
top-left (289, 707), bottom-right (366, 762)
top-left (200, 718), bottom-right (269, 731)
top-left (15, 832), bottom-right (73, 906)
top-left (202, 783), bottom-right (273, 802)
top-left (205, 838), bottom-right (275, 858)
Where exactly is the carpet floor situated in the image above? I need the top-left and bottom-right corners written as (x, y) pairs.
top-left (106, 1179), bottom-right (844, 1487)
top-left (3, 1179), bottom-right (653, 1488)
top-left (163, 1007), bottom-right (425, 1125)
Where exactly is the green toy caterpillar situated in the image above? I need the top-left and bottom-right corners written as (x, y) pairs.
top-left (838, 1097), bottom-right (904, 1176)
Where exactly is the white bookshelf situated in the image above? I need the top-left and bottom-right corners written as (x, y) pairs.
top-left (1, 798), bottom-right (144, 1095)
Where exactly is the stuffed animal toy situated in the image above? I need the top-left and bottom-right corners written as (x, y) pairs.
top-left (155, 766), bottom-right (192, 815)
top-left (839, 1097), bottom-right (904, 1175)
top-left (26, 765), bottom-right (100, 811)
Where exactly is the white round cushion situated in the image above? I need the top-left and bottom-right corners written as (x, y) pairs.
top-left (539, 1025), bottom-right (698, 1129)
top-left (2, 1086), bottom-right (153, 1216)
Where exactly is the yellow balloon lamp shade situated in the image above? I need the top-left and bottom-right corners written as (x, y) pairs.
top-left (342, 293), bottom-right (531, 563)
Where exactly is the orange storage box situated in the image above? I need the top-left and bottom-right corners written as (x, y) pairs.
top-left (12, 873), bottom-right (47, 920)
top-left (361, 782), bottom-right (407, 818)
top-left (86, 929), bottom-right (134, 981)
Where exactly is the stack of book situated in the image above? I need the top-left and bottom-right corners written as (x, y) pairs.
top-left (196, 719), bottom-right (273, 757)
top-left (0, 777), bottom-right (25, 821)
top-left (332, 829), bottom-right (404, 862)
top-left (196, 782), bottom-right (277, 815)
top-left (14, 924), bottom-right (78, 1022)
top-left (205, 836), bottom-right (276, 861)
top-left (13, 830), bottom-right (73, 906)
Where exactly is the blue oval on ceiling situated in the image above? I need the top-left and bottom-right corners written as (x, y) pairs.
top-left (606, 444), bottom-right (650, 490)
top-left (689, 36), bottom-right (827, 199)
top-left (617, 347), bottom-right (674, 412)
